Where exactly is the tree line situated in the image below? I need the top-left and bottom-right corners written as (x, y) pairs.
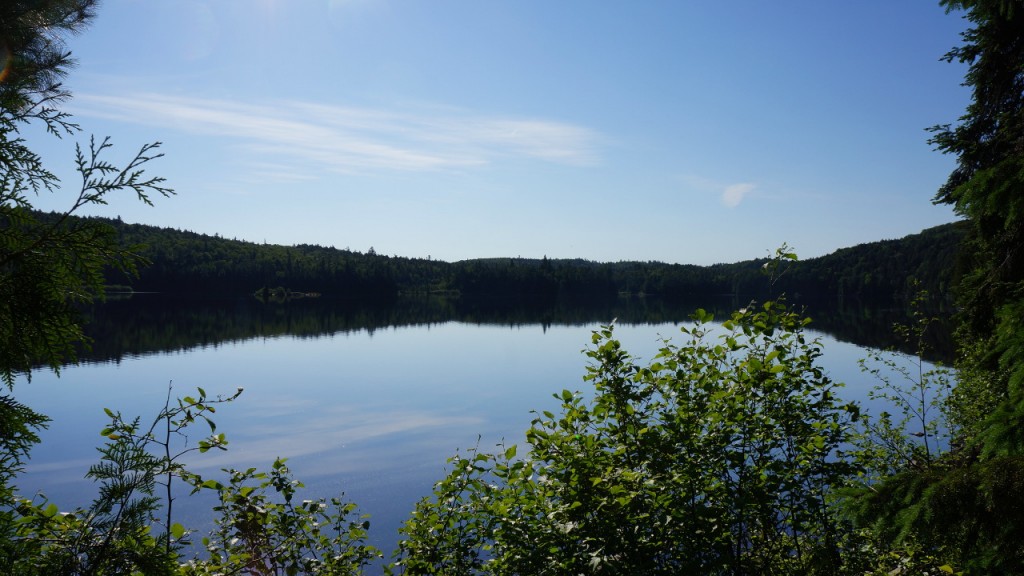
top-left (34, 210), bottom-right (965, 306)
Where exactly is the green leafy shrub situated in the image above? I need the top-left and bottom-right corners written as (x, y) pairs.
top-left (395, 299), bottom-right (862, 575)
top-left (854, 287), bottom-right (955, 481)
top-left (182, 458), bottom-right (380, 576)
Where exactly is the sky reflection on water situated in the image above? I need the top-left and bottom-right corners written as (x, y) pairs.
top-left (13, 319), bottom-right (911, 560)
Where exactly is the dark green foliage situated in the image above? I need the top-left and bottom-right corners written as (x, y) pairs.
top-left (0, 2), bottom-right (180, 573)
top-left (0, 1), bottom-right (97, 113)
top-left (976, 298), bottom-right (1024, 455)
top-left (1, 1), bottom-right (173, 385)
top-left (930, 2), bottom-right (1024, 313)
top-left (772, 222), bottom-right (966, 306)
top-left (0, 395), bottom-right (48, 574)
top-left (929, 0), bottom-right (1024, 471)
top-left (0, 395), bottom-right (47, 482)
top-left (72, 210), bottom-right (965, 309)
top-left (929, 0), bottom-right (1024, 433)
top-left (2, 47), bottom-right (172, 387)
top-left (843, 2), bottom-right (1024, 573)
top-left (89, 216), bottom-right (444, 298)
top-left (0, 140), bottom-right (170, 385)
top-left (944, 334), bottom-right (1005, 446)
top-left (850, 456), bottom-right (1024, 574)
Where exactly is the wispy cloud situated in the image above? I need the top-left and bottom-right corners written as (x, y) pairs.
top-left (72, 93), bottom-right (602, 175)
top-left (722, 182), bottom-right (756, 208)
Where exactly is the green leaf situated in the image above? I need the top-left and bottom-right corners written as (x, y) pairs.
top-left (504, 445), bottom-right (517, 460)
top-left (170, 522), bottom-right (185, 539)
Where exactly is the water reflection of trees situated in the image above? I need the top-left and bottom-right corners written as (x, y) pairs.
top-left (797, 298), bottom-right (954, 363)
top-left (77, 294), bottom-right (954, 366)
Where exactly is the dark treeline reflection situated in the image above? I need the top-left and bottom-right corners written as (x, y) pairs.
top-left (76, 293), bottom-right (954, 367)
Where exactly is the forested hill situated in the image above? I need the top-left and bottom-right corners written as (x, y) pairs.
top-left (73, 212), bottom-right (964, 304)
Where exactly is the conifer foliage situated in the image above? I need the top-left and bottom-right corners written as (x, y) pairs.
top-left (1, 0), bottom-right (172, 385)
top-left (847, 1), bottom-right (1024, 572)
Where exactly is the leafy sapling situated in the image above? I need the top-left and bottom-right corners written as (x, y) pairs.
top-left (183, 458), bottom-right (382, 575)
top-left (6, 384), bottom-right (241, 574)
top-left (855, 285), bottom-right (954, 479)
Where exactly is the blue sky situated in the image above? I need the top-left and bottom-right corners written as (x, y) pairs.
top-left (29, 1), bottom-right (970, 265)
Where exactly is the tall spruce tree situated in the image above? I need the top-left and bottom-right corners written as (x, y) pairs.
top-left (928, 0), bottom-right (1024, 451)
top-left (849, 2), bottom-right (1024, 572)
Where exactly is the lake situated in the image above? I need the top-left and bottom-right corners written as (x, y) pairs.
top-left (11, 293), bottom-right (941, 567)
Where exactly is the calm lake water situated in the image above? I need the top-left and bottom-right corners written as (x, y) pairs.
top-left (12, 294), bottom-right (939, 566)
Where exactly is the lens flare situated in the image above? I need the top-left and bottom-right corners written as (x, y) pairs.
top-left (0, 44), bottom-right (11, 84)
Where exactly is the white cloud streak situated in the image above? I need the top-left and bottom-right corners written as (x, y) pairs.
top-left (184, 404), bottom-right (483, 475)
top-left (722, 182), bottom-right (756, 207)
top-left (72, 93), bottom-right (602, 175)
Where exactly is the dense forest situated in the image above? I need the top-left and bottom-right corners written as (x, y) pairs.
top-left (67, 212), bottom-right (965, 305)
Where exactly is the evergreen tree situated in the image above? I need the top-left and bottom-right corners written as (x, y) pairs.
top-left (849, 2), bottom-right (1024, 572)
top-left (2, 4), bottom-right (173, 569)
top-left (928, 0), bottom-right (1024, 451)
top-left (0, 0), bottom-right (97, 113)
top-left (1, 0), bottom-right (171, 385)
